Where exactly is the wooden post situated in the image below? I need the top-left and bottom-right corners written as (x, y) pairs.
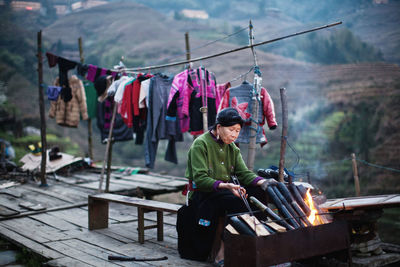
top-left (278, 88), bottom-right (288, 182)
top-left (351, 153), bottom-right (360, 197)
top-left (98, 103), bottom-right (117, 192)
top-left (247, 20), bottom-right (260, 170)
top-left (185, 32), bottom-right (191, 62)
top-left (105, 140), bottom-right (113, 192)
top-left (78, 37), bottom-right (93, 161)
top-left (37, 30), bottom-right (47, 186)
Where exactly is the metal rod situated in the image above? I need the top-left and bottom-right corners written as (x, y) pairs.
top-left (122, 21), bottom-right (342, 72)
top-left (37, 30), bottom-right (47, 186)
top-left (231, 175), bottom-right (254, 216)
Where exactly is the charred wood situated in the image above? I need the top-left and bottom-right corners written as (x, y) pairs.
top-left (289, 183), bottom-right (311, 216)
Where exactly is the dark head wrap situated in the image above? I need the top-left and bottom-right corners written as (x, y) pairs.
top-left (215, 107), bottom-right (244, 128)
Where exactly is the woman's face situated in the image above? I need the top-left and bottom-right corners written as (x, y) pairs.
top-left (217, 124), bottom-right (242, 144)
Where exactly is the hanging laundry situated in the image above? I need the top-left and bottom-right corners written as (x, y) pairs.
top-left (166, 67), bottom-right (217, 135)
top-left (46, 86), bottom-right (62, 101)
top-left (139, 78), bottom-right (151, 109)
top-left (215, 82), bottom-right (231, 109)
top-left (45, 52), bottom-right (58, 68)
top-left (86, 64), bottom-right (118, 83)
top-left (145, 73), bottom-right (183, 168)
top-left (77, 63), bottom-right (89, 77)
top-left (83, 82), bottom-right (97, 119)
top-left (114, 76), bottom-right (133, 104)
top-left (58, 57), bottom-right (77, 102)
top-left (94, 75), bottom-right (113, 102)
top-left (49, 75), bottom-right (88, 128)
top-left (218, 82), bottom-right (277, 146)
top-left (96, 96), bottom-right (133, 143)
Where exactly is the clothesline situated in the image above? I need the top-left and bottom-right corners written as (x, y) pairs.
top-left (120, 21), bottom-right (342, 72)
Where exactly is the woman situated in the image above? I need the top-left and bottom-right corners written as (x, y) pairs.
top-left (181, 107), bottom-right (275, 266)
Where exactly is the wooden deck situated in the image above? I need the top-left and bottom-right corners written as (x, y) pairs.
top-left (0, 169), bottom-right (211, 266)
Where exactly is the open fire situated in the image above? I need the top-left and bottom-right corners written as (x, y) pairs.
top-left (225, 182), bottom-right (331, 236)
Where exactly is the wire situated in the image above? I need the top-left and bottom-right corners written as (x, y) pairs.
top-left (356, 158), bottom-right (400, 173)
top-left (146, 26), bottom-right (249, 68)
top-left (121, 21), bottom-right (342, 72)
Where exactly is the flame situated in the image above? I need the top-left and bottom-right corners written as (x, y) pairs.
top-left (305, 189), bottom-right (318, 225)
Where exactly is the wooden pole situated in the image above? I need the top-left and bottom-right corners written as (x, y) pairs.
top-left (351, 153), bottom-right (360, 196)
top-left (278, 88), bottom-right (288, 182)
top-left (98, 103), bottom-right (117, 192)
top-left (247, 20), bottom-right (260, 170)
top-left (78, 37), bottom-right (93, 161)
top-left (185, 32), bottom-right (191, 62)
top-left (37, 30), bottom-right (47, 186)
top-left (105, 140), bottom-right (113, 192)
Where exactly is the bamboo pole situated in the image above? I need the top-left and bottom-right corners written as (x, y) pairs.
top-left (98, 103), bottom-right (117, 192)
top-left (185, 32), bottom-right (191, 62)
top-left (37, 30), bottom-right (47, 186)
top-left (278, 88), bottom-right (288, 182)
top-left (351, 153), bottom-right (361, 197)
top-left (247, 20), bottom-right (260, 170)
top-left (78, 37), bottom-right (93, 161)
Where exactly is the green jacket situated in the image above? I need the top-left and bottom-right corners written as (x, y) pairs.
top-left (185, 131), bottom-right (258, 193)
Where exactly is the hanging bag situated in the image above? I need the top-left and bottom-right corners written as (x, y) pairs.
top-left (47, 86), bottom-right (62, 101)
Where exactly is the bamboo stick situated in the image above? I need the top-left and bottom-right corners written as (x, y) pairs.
top-left (37, 30), bottom-right (47, 186)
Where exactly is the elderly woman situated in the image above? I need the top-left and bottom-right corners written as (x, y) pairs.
top-left (179, 107), bottom-right (275, 266)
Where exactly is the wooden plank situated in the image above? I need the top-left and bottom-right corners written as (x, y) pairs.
top-left (108, 178), bottom-right (168, 191)
top-left (30, 213), bottom-right (81, 231)
top-left (49, 208), bottom-right (92, 228)
top-left (0, 224), bottom-right (64, 260)
top-left (58, 238), bottom-right (149, 267)
top-left (22, 185), bottom-right (76, 204)
top-left (19, 201), bottom-right (46, 211)
top-left (0, 217), bottom-right (68, 242)
top-left (44, 240), bottom-right (122, 267)
top-left (45, 256), bottom-right (94, 267)
top-left (90, 193), bottom-right (181, 213)
top-left (321, 194), bottom-right (400, 210)
top-left (78, 182), bottom-right (130, 192)
top-left (116, 174), bottom-right (169, 183)
top-left (264, 221), bottom-right (287, 232)
top-left (0, 188), bottom-right (22, 198)
top-left (0, 202), bottom-right (87, 221)
top-left (239, 214), bottom-right (270, 236)
top-left (0, 205), bottom-right (19, 216)
top-left (159, 180), bottom-right (187, 187)
top-left (226, 224), bottom-right (239, 234)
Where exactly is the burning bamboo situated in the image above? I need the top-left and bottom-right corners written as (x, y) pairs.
top-left (266, 186), bottom-right (300, 229)
top-left (249, 196), bottom-right (294, 231)
top-left (276, 183), bottom-right (312, 227)
top-left (272, 186), bottom-right (306, 227)
top-left (289, 183), bottom-right (312, 216)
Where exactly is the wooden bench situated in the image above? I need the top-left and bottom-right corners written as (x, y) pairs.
top-left (88, 193), bottom-right (181, 244)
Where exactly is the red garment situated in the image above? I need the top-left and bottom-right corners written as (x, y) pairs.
top-left (119, 81), bottom-right (134, 128)
top-left (133, 74), bottom-right (153, 116)
top-left (218, 87), bottom-right (277, 146)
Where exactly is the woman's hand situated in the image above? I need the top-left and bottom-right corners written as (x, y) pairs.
top-left (257, 178), bottom-right (278, 191)
top-left (219, 182), bottom-right (247, 198)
